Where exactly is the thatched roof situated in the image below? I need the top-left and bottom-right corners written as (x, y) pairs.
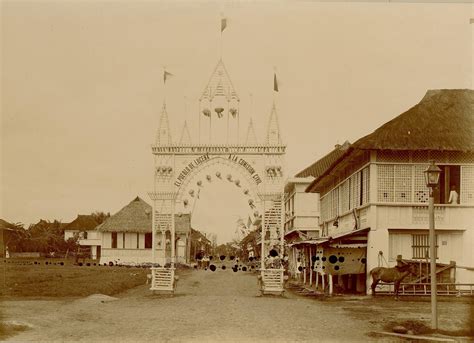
top-left (296, 141), bottom-right (350, 178)
top-left (0, 219), bottom-right (14, 230)
top-left (353, 89), bottom-right (474, 152)
top-left (306, 89), bottom-right (474, 194)
top-left (97, 196), bottom-right (190, 234)
top-left (63, 215), bottom-right (99, 231)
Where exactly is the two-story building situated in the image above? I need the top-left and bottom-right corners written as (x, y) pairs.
top-left (63, 215), bottom-right (101, 259)
top-left (283, 177), bottom-right (320, 279)
top-left (284, 142), bottom-right (351, 284)
top-left (306, 89), bottom-right (474, 294)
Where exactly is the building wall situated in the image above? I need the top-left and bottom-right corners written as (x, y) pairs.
top-left (285, 182), bottom-right (320, 233)
top-left (99, 231), bottom-right (190, 265)
top-left (103, 232), bottom-right (112, 248)
top-left (100, 248), bottom-right (153, 264)
top-left (64, 230), bottom-right (77, 240)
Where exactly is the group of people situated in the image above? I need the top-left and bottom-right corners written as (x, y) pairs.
top-left (197, 255), bottom-right (210, 269)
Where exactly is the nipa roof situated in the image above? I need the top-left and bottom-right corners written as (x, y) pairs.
top-left (306, 89), bottom-right (474, 193)
top-left (63, 215), bottom-right (99, 231)
top-left (295, 141), bottom-right (350, 178)
top-left (353, 89), bottom-right (474, 152)
top-left (97, 196), bottom-right (190, 233)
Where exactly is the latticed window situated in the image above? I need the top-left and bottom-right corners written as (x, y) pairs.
top-left (414, 165), bottom-right (429, 203)
top-left (378, 164), bottom-right (414, 202)
top-left (340, 180), bottom-right (350, 213)
top-left (350, 172), bottom-right (361, 209)
top-left (361, 167), bottom-right (370, 205)
top-left (412, 234), bottom-right (438, 259)
top-left (331, 188), bottom-right (339, 219)
top-left (461, 166), bottom-right (474, 204)
top-left (394, 165), bottom-right (412, 202)
top-left (377, 165), bottom-right (394, 202)
top-left (377, 150), bottom-right (410, 163)
top-left (321, 195), bottom-right (329, 222)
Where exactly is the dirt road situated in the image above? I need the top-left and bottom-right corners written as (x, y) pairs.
top-left (1, 268), bottom-right (472, 342)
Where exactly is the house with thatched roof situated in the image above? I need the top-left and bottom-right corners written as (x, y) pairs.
top-left (96, 196), bottom-right (192, 265)
top-left (63, 215), bottom-right (101, 259)
top-left (303, 89), bottom-right (474, 294)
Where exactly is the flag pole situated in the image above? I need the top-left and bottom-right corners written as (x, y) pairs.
top-left (237, 100), bottom-right (240, 145)
top-left (198, 100), bottom-right (201, 145)
top-left (209, 101), bottom-right (212, 144)
top-left (163, 66), bottom-right (167, 102)
top-left (220, 15), bottom-right (225, 59)
top-left (227, 100), bottom-right (229, 146)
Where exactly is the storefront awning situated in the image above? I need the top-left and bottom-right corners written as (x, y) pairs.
top-left (289, 227), bottom-right (370, 247)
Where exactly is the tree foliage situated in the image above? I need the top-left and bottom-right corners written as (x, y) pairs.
top-left (91, 211), bottom-right (110, 224)
top-left (6, 220), bottom-right (76, 254)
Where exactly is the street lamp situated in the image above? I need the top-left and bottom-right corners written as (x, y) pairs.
top-left (424, 160), bottom-right (442, 330)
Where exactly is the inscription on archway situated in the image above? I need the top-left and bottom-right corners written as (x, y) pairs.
top-left (174, 154), bottom-right (262, 187)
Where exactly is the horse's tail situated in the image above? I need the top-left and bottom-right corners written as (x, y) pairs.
top-left (369, 267), bottom-right (380, 277)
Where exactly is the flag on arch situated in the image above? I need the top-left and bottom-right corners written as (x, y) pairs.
top-left (163, 70), bottom-right (173, 84)
top-left (247, 216), bottom-right (252, 229)
top-left (221, 17), bottom-right (227, 33)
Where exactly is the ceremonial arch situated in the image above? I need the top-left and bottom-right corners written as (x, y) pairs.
top-left (148, 59), bottom-right (286, 294)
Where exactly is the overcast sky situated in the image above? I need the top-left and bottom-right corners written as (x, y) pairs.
top-left (1, 1), bottom-right (472, 242)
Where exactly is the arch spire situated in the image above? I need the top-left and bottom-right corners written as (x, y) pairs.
top-left (265, 102), bottom-right (282, 145)
top-left (199, 59), bottom-right (239, 102)
top-left (179, 120), bottom-right (192, 145)
top-left (245, 118), bottom-right (258, 146)
top-left (156, 102), bottom-right (172, 146)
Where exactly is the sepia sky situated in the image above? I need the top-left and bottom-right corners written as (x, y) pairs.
top-left (1, 1), bottom-right (472, 242)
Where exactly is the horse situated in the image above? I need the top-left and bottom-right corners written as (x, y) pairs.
top-left (370, 263), bottom-right (417, 299)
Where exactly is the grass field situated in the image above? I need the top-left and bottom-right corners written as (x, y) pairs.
top-left (0, 258), bottom-right (149, 298)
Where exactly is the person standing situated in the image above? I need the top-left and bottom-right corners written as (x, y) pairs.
top-left (448, 185), bottom-right (459, 204)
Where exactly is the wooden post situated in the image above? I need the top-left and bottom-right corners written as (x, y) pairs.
top-left (292, 247), bottom-right (296, 279)
top-left (152, 200), bottom-right (156, 264)
top-left (309, 246), bottom-right (313, 286)
top-left (315, 271), bottom-right (319, 289)
top-left (303, 247), bottom-right (306, 284)
top-left (449, 261), bottom-right (456, 283)
top-left (322, 272), bottom-right (325, 291)
top-left (329, 274), bottom-right (333, 295)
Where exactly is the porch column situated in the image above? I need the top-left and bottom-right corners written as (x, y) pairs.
top-left (309, 246), bottom-right (313, 286)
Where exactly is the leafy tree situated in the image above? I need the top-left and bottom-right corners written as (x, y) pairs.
top-left (91, 211), bottom-right (110, 224)
top-left (26, 220), bottom-right (67, 254)
top-left (4, 223), bottom-right (29, 253)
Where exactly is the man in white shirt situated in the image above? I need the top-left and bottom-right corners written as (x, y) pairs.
top-left (448, 185), bottom-right (459, 204)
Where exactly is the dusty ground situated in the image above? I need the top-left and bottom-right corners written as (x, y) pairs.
top-left (1, 267), bottom-right (472, 342)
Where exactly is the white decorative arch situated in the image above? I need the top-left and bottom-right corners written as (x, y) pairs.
top-left (148, 59), bottom-right (287, 295)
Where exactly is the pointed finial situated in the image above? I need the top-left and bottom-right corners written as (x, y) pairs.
top-left (156, 101), bottom-right (172, 146)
